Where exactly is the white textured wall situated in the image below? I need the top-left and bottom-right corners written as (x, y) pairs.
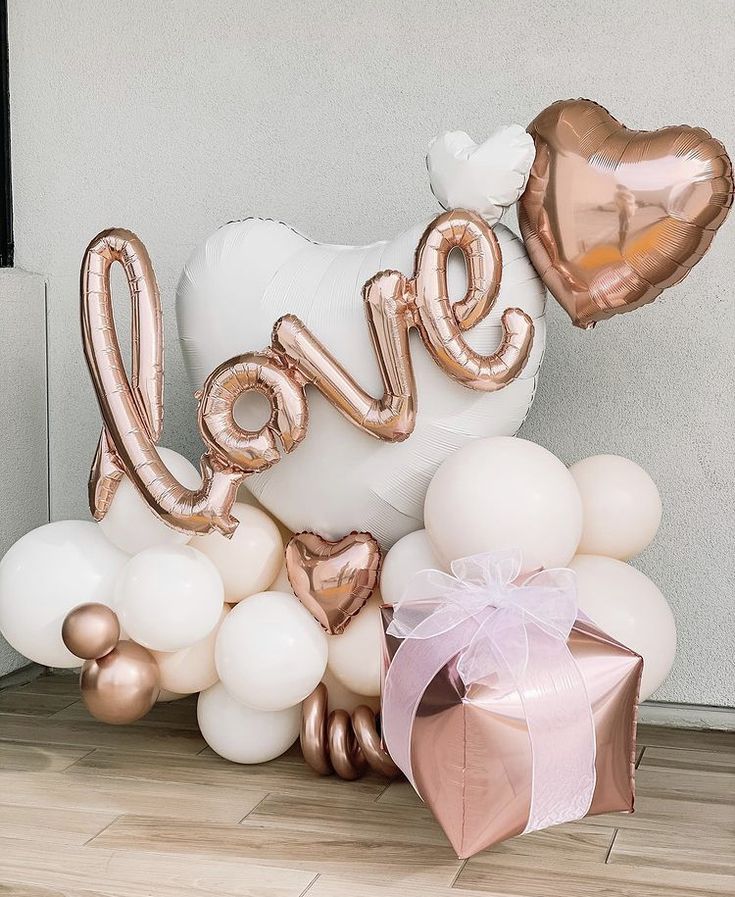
top-left (0, 270), bottom-right (48, 674)
top-left (7, 1), bottom-right (734, 703)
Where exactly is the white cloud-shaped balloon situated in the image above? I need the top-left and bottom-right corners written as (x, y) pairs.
top-left (427, 125), bottom-right (535, 223)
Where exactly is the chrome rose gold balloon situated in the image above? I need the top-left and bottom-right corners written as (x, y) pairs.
top-left (81, 229), bottom-right (244, 537)
top-left (519, 99), bottom-right (733, 328)
top-left (381, 606), bottom-right (641, 858)
top-left (61, 603), bottom-right (120, 660)
top-left (80, 640), bottom-right (160, 725)
top-left (83, 212), bottom-right (533, 537)
top-left (300, 682), bottom-right (398, 780)
top-left (285, 532), bottom-right (381, 634)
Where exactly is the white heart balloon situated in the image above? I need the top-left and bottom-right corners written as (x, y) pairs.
top-left (177, 218), bottom-right (546, 547)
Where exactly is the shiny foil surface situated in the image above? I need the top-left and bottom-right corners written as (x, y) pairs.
top-left (381, 607), bottom-right (642, 858)
top-left (285, 531), bottom-right (381, 634)
top-left (518, 99), bottom-right (733, 327)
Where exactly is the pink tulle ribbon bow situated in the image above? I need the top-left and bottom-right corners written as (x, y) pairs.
top-left (382, 549), bottom-right (598, 834)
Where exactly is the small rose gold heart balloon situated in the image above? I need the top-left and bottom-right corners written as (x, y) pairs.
top-left (285, 532), bottom-right (381, 634)
top-left (519, 99), bottom-right (733, 328)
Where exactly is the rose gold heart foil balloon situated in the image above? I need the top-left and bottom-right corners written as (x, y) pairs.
top-left (285, 532), bottom-right (381, 634)
top-left (519, 99), bottom-right (733, 328)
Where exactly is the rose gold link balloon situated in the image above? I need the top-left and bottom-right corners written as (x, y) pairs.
top-left (326, 709), bottom-right (367, 781)
top-left (518, 99), bottom-right (733, 328)
top-left (300, 683), bottom-right (397, 781)
top-left (80, 640), bottom-right (160, 725)
top-left (300, 682), bottom-right (333, 775)
top-left (352, 704), bottom-right (399, 779)
top-left (62, 603), bottom-right (120, 661)
top-left (82, 229), bottom-right (244, 536)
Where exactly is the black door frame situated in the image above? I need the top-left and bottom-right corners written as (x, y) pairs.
top-left (0, 0), bottom-right (12, 267)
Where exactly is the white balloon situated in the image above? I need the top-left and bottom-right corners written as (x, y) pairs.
top-left (191, 503), bottom-right (283, 603)
top-left (380, 529), bottom-right (444, 605)
top-left (427, 126), bottom-right (535, 222)
top-left (0, 520), bottom-right (127, 667)
top-left (327, 594), bottom-right (383, 697)
top-left (215, 591), bottom-right (327, 711)
top-left (425, 437), bottom-right (583, 574)
top-left (99, 447), bottom-right (201, 555)
top-left (569, 455), bottom-right (662, 560)
top-left (569, 555), bottom-right (677, 701)
top-left (321, 667), bottom-right (380, 715)
top-left (115, 545), bottom-right (224, 652)
top-left (197, 681), bottom-right (300, 764)
top-left (177, 218), bottom-right (546, 548)
top-left (152, 604), bottom-right (229, 694)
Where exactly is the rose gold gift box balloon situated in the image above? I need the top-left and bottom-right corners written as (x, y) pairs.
top-left (380, 603), bottom-right (642, 859)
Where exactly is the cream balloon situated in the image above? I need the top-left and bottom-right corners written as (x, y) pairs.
top-left (177, 218), bottom-right (546, 549)
top-left (152, 604), bottom-right (229, 694)
top-left (157, 688), bottom-right (190, 702)
top-left (380, 529), bottom-right (445, 605)
top-left (569, 455), bottom-right (662, 560)
top-left (215, 591), bottom-right (327, 711)
top-left (99, 447), bottom-right (201, 555)
top-left (327, 593), bottom-right (383, 697)
top-left (321, 667), bottom-right (380, 715)
top-left (425, 437), bottom-right (583, 574)
top-left (269, 563), bottom-right (294, 595)
top-left (0, 521), bottom-right (127, 667)
top-left (191, 503), bottom-right (282, 603)
top-left (114, 545), bottom-right (224, 652)
top-left (197, 681), bottom-right (300, 764)
top-left (569, 554), bottom-right (676, 701)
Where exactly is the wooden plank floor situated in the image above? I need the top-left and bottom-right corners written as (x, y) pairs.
top-left (0, 673), bottom-right (733, 896)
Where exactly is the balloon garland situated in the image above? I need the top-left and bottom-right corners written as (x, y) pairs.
top-left (82, 210), bottom-right (534, 539)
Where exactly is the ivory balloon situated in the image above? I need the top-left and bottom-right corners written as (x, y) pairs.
top-left (425, 437), bottom-right (583, 574)
top-left (327, 593), bottom-right (383, 697)
top-left (569, 555), bottom-right (676, 701)
top-left (114, 545), bottom-right (224, 652)
top-left (380, 529), bottom-right (444, 605)
top-left (157, 688), bottom-right (190, 702)
top-left (215, 591), bottom-right (328, 711)
top-left (81, 640), bottom-right (160, 724)
top-left (270, 563), bottom-right (294, 595)
top-left (177, 216), bottom-right (546, 549)
top-left (197, 681), bottom-right (301, 763)
top-left (152, 604), bottom-right (229, 694)
top-left (99, 447), bottom-right (202, 555)
top-left (569, 455), bottom-right (662, 560)
top-left (191, 503), bottom-right (283, 603)
top-left (0, 521), bottom-right (127, 667)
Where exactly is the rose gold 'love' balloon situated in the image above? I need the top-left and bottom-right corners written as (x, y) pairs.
top-left (518, 99), bottom-right (733, 328)
top-left (82, 211), bottom-right (534, 539)
top-left (285, 532), bottom-right (381, 634)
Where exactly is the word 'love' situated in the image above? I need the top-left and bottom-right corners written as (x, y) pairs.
top-left (81, 210), bottom-right (534, 536)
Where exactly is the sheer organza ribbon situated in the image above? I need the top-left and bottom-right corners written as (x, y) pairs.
top-left (382, 549), bottom-right (597, 834)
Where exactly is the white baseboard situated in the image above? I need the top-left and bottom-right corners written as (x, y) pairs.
top-left (640, 700), bottom-right (735, 731)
